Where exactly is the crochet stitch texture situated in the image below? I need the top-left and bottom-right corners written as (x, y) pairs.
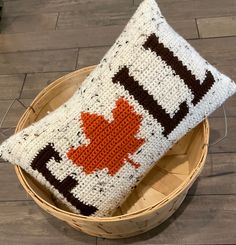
top-left (0, 0), bottom-right (236, 217)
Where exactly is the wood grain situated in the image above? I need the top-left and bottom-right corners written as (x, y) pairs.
top-left (0, 128), bottom-right (15, 144)
top-left (0, 163), bottom-right (28, 201)
top-left (21, 71), bottom-right (68, 99)
top-left (97, 195), bottom-right (236, 244)
top-left (189, 153), bottom-right (236, 195)
top-left (56, 3), bottom-right (136, 29)
top-left (0, 26), bottom-right (123, 53)
top-left (209, 117), bottom-right (236, 153)
top-left (135, 0), bottom-right (236, 20)
top-left (0, 49), bottom-right (78, 74)
top-left (1, 13), bottom-right (58, 34)
top-left (0, 74), bottom-right (25, 99)
top-left (168, 19), bottom-right (198, 39)
top-left (77, 46), bottom-right (109, 68)
top-left (190, 37), bottom-right (236, 69)
top-left (197, 16), bottom-right (236, 38)
top-left (0, 99), bottom-right (31, 127)
top-left (57, 8), bottom-right (198, 39)
top-left (210, 95), bottom-right (236, 118)
top-left (3, 0), bottom-right (133, 16)
top-left (0, 201), bottom-right (96, 245)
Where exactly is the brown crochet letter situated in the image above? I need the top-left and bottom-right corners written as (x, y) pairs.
top-left (112, 67), bottom-right (189, 137)
top-left (143, 33), bottom-right (215, 105)
top-left (31, 143), bottom-right (98, 216)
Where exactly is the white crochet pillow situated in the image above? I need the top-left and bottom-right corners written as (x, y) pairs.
top-left (0, 0), bottom-right (235, 217)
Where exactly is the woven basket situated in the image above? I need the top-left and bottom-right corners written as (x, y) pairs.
top-left (14, 66), bottom-right (209, 239)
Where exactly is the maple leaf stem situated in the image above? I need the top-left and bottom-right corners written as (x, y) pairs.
top-left (126, 157), bottom-right (141, 169)
top-left (67, 98), bottom-right (144, 175)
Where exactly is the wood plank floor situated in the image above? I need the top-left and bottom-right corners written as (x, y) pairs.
top-left (0, 0), bottom-right (235, 244)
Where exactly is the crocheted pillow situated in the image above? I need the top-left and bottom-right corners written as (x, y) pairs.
top-left (0, 0), bottom-right (235, 217)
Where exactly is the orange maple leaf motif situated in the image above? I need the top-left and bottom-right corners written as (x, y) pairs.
top-left (67, 97), bottom-right (145, 176)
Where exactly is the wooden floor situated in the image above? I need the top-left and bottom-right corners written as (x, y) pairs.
top-left (0, 0), bottom-right (236, 244)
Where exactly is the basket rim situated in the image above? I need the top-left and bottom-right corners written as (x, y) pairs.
top-left (14, 65), bottom-right (209, 222)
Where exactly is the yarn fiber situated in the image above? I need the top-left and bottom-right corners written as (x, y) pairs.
top-left (0, 0), bottom-right (235, 217)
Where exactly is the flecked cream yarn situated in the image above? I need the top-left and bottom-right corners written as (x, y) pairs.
top-left (0, 0), bottom-right (236, 217)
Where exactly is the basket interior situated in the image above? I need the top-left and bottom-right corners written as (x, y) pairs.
top-left (16, 66), bottom-right (208, 217)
